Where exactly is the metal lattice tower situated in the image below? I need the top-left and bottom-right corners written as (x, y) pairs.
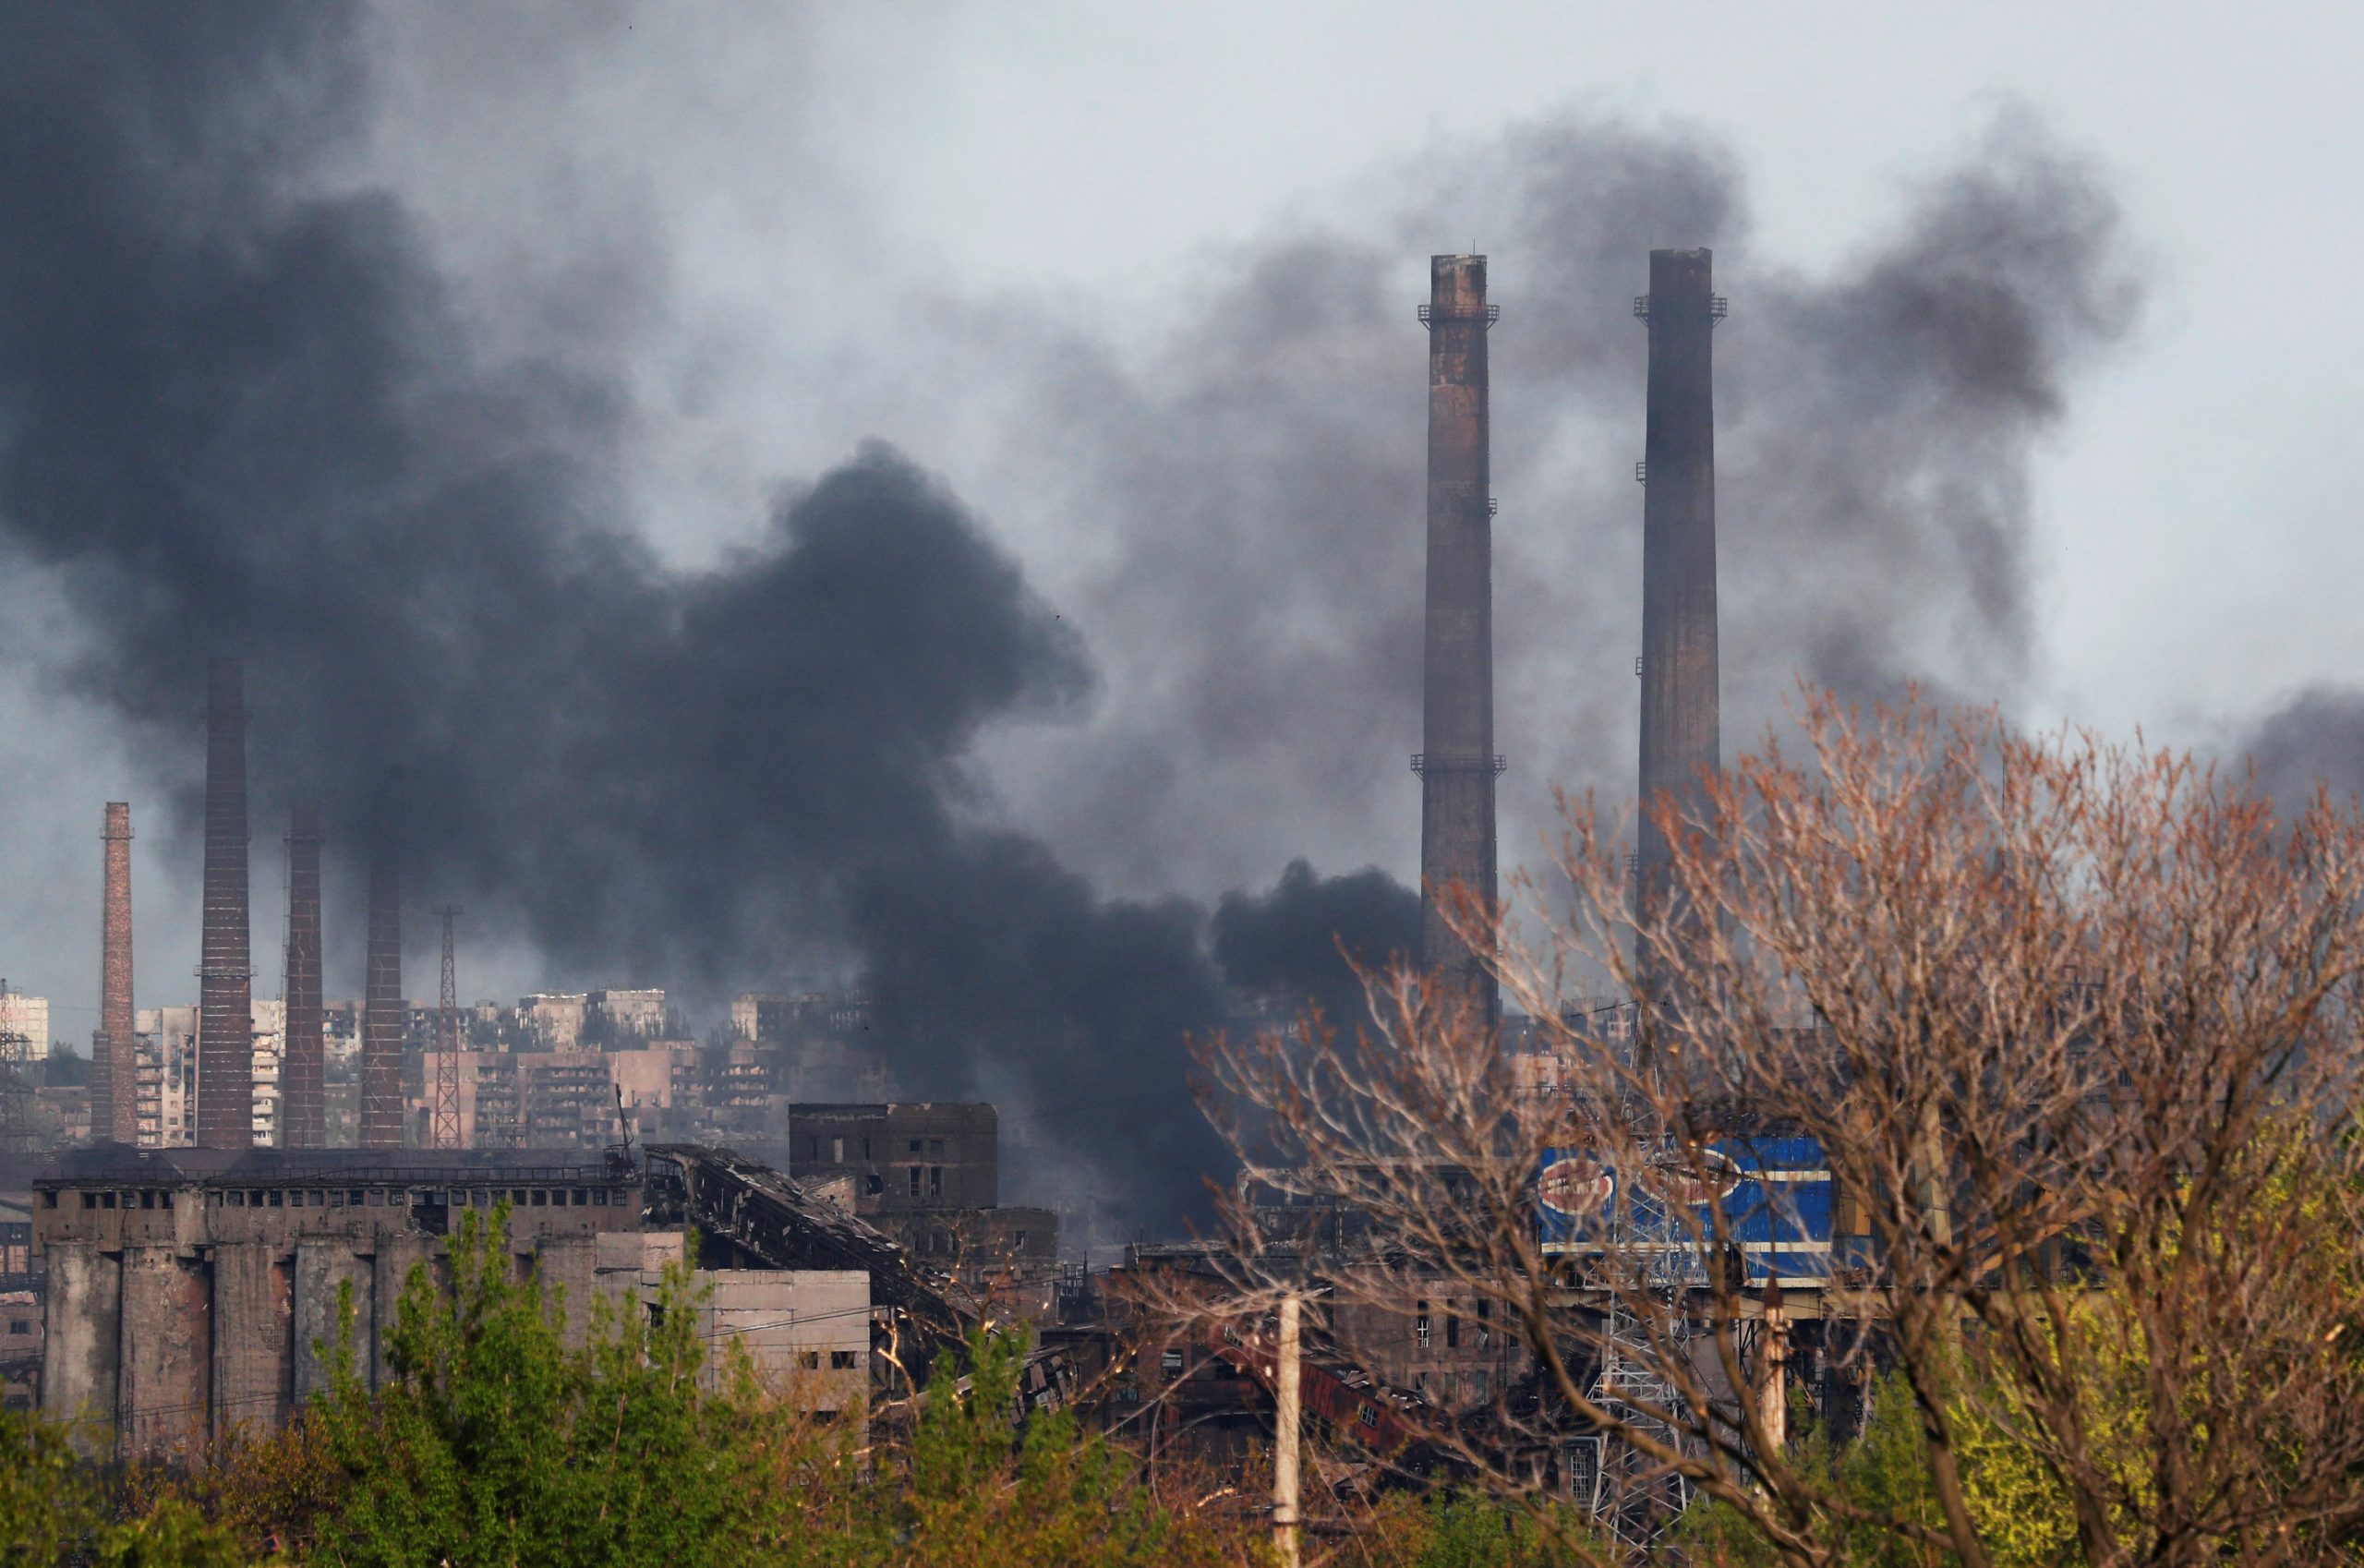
top-left (433, 906), bottom-right (462, 1149)
top-left (1578, 1278), bottom-right (1695, 1551)
top-left (0, 982), bottom-right (31, 1156)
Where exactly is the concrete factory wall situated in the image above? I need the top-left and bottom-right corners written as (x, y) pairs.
top-left (35, 1146), bottom-right (642, 1457)
top-left (675, 1268), bottom-right (868, 1414)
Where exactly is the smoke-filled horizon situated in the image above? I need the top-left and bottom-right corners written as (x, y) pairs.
top-left (0, 2), bottom-right (2239, 1227)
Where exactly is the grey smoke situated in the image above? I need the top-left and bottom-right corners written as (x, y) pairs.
top-left (983, 112), bottom-right (2142, 899)
top-left (2225, 686), bottom-right (2364, 817)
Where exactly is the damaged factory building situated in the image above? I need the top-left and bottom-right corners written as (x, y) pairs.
top-left (34, 1145), bottom-right (873, 1458)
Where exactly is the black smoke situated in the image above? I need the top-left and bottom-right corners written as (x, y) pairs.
top-left (1214, 860), bottom-right (1419, 1032)
top-left (0, 3), bottom-right (1407, 1228)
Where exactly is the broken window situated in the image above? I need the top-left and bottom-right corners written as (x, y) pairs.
top-left (908, 1167), bottom-right (922, 1198)
top-left (928, 1166), bottom-right (943, 1199)
top-left (830, 1350), bottom-right (857, 1369)
top-left (1445, 1308), bottom-right (1459, 1349)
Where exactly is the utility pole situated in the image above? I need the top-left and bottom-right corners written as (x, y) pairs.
top-left (1757, 1278), bottom-right (1790, 1454)
top-left (1273, 1293), bottom-right (1302, 1568)
top-left (433, 907), bottom-right (462, 1149)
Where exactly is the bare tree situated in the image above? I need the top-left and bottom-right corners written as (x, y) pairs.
top-left (1187, 693), bottom-right (2364, 1567)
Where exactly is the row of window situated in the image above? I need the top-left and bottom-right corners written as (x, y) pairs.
top-left (214, 1187), bottom-right (631, 1211)
top-left (49, 1185), bottom-right (632, 1212)
top-left (805, 1135), bottom-right (952, 1164)
top-left (793, 1350), bottom-right (862, 1370)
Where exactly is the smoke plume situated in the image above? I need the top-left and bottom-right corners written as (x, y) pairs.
top-left (2225, 687), bottom-right (2364, 818)
top-left (982, 113), bottom-right (2142, 899)
top-left (0, 2), bottom-right (1406, 1224)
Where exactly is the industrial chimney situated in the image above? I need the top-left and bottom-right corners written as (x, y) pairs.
top-left (358, 839), bottom-right (404, 1149)
top-left (280, 803), bottom-right (326, 1148)
top-left (194, 658), bottom-right (254, 1149)
top-left (1634, 248), bottom-right (1722, 994)
top-left (1415, 254), bottom-right (1502, 1026)
top-left (94, 802), bottom-right (136, 1144)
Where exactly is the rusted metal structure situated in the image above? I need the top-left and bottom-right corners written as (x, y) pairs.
top-left (642, 1142), bottom-right (972, 1378)
top-left (95, 802), bottom-right (137, 1144)
top-left (1414, 254), bottom-right (1503, 1027)
top-left (1634, 249), bottom-right (1723, 1007)
top-left (279, 803), bottom-right (326, 1149)
top-left (358, 844), bottom-right (404, 1150)
top-left (194, 659), bottom-right (253, 1150)
top-left (433, 906), bottom-right (462, 1149)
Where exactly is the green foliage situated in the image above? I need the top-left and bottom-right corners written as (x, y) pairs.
top-left (302, 1204), bottom-right (774, 1568)
top-left (775, 1327), bottom-right (1251, 1568)
top-left (283, 1211), bottom-right (1256, 1565)
top-left (1680, 1370), bottom-right (1955, 1568)
top-left (1355, 1489), bottom-right (1593, 1568)
top-left (0, 1404), bottom-right (243, 1567)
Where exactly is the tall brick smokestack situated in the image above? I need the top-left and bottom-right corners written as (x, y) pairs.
top-left (359, 842), bottom-right (404, 1149)
top-left (195, 657), bottom-right (253, 1149)
top-left (94, 802), bottom-right (136, 1143)
top-left (1634, 248), bottom-right (1722, 996)
top-left (280, 803), bottom-right (326, 1148)
top-left (1416, 254), bottom-right (1502, 1025)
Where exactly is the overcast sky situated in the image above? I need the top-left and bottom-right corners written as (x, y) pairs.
top-left (5, 0), bottom-right (2359, 1045)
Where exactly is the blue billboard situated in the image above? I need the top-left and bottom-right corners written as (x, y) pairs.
top-left (1536, 1136), bottom-right (1833, 1284)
